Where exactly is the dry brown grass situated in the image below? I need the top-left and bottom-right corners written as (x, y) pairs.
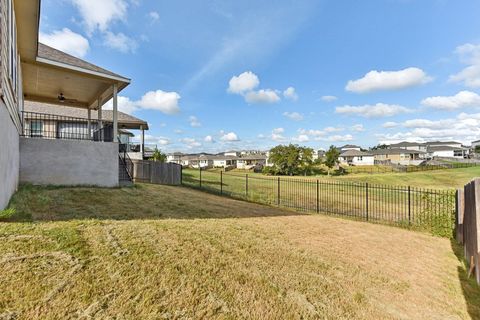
top-left (0, 183), bottom-right (479, 319)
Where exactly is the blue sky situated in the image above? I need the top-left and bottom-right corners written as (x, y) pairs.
top-left (39, 0), bottom-right (480, 152)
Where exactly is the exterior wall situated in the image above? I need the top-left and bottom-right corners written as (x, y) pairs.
top-left (432, 150), bottom-right (455, 158)
top-left (352, 156), bottom-right (374, 165)
top-left (0, 102), bottom-right (19, 209)
top-left (20, 138), bottom-right (119, 187)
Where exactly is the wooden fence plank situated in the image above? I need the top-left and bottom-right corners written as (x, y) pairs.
top-left (459, 178), bottom-right (480, 284)
top-left (131, 160), bottom-right (181, 185)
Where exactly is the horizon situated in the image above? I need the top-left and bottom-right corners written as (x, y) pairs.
top-left (39, 0), bottom-right (480, 153)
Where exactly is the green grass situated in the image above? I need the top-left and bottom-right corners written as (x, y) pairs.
top-left (0, 183), bottom-right (478, 319)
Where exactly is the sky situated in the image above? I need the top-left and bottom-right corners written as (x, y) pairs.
top-left (39, 0), bottom-right (480, 153)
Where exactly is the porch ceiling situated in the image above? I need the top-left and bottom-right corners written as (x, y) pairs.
top-left (22, 61), bottom-right (128, 110)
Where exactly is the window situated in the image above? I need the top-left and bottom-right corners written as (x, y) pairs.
top-left (7, 0), bottom-right (18, 96)
top-left (30, 121), bottom-right (43, 137)
top-left (358, 156), bottom-right (363, 161)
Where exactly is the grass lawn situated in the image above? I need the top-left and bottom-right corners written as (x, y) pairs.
top-left (1, 183), bottom-right (479, 319)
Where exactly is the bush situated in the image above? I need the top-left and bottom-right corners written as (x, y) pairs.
top-left (0, 208), bottom-right (16, 221)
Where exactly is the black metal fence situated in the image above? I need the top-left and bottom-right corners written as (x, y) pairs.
top-left (182, 169), bottom-right (456, 237)
top-left (344, 162), bottom-right (479, 175)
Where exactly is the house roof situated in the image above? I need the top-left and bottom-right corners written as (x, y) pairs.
top-left (371, 148), bottom-right (426, 155)
top-left (427, 146), bottom-right (467, 152)
top-left (426, 141), bottom-right (462, 146)
top-left (119, 129), bottom-right (134, 137)
top-left (389, 141), bottom-right (426, 147)
top-left (23, 101), bottom-right (148, 130)
top-left (37, 43), bottom-right (129, 81)
top-left (340, 150), bottom-right (373, 157)
top-left (341, 144), bottom-right (361, 149)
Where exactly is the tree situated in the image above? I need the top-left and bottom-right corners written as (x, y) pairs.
top-left (151, 147), bottom-right (166, 162)
top-left (324, 145), bottom-right (340, 176)
top-left (268, 144), bottom-right (314, 176)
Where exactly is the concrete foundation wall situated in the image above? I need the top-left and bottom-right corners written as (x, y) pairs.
top-left (20, 138), bottom-right (119, 187)
top-left (0, 103), bottom-right (20, 210)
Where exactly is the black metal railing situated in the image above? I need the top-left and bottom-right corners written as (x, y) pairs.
top-left (119, 146), bottom-right (134, 181)
top-left (21, 111), bottom-right (115, 142)
top-left (22, 111), bottom-right (94, 140)
top-left (182, 169), bottom-right (456, 237)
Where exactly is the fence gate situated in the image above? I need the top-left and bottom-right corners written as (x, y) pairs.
top-left (132, 160), bottom-right (182, 185)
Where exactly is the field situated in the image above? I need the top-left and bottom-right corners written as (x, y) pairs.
top-left (199, 166), bottom-right (480, 189)
top-left (1, 183), bottom-right (479, 319)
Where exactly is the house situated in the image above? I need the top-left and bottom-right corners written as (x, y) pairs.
top-left (388, 141), bottom-right (427, 152)
top-left (166, 152), bottom-right (184, 164)
top-left (371, 148), bottom-right (425, 165)
top-left (237, 155), bottom-right (268, 169)
top-left (472, 140), bottom-right (480, 153)
top-left (188, 155), bottom-right (214, 168)
top-left (213, 155), bottom-right (238, 168)
top-left (427, 146), bottom-right (469, 159)
top-left (340, 144), bottom-right (361, 152)
top-left (339, 150), bottom-right (374, 166)
top-left (1, 0), bottom-right (143, 209)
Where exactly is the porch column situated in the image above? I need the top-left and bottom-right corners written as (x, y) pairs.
top-left (113, 83), bottom-right (118, 142)
top-left (97, 99), bottom-right (102, 129)
top-left (87, 108), bottom-right (92, 139)
top-left (140, 125), bottom-right (145, 158)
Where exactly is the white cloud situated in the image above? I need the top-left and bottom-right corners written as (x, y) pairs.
top-left (39, 28), bottom-right (89, 58)
top-left (325, 134), bottom-right (353, 142)
top-left (283, 87), bottom-right (298, 101)
top-left (376, 112), bottom-right (480, 144)
top-left (204, 135), bottom-right (214, 143)
top-left (449, 43), bottom-right (480, 88)
top-left (103, 96), bottom-right (137, 114)
top-left (227, 71), bottom-right (259, 94)
top-left (104, 31), bottom-right (138, 53)
top-left (272, 127), bottom-right (284, 134)
top-left (293, 134), bottom-right (309, 142)
top-left (283, 111), bottom-right (303, 121)
top-left (174, 129), bottom-right (183, 134)
top-left (135, 134), bottom-right (170, 146)
top-left (351, 124), bottom-right (364, 132)
top-left (181, 137), bottom-right (201, 148)
top-left (321, 95), bottom-right (337, 102)
top-left (149, 11), bottom-right (160, 21)
top-left (382, 121), bottom-right (398, 128)
top-left (421, 91), bottom-right (480, 110)
top-left (346, 67), bottom-right (432, 93)
top-left (324, 126), bottom-right (344, 133)
top-left (245, 89), bottom-right (281, 104)
top-left (189, 116), bottom-right (201, 127)
top-left (220, 132), bottom-right (239, 141)
top-left (335, 103), bottom-right (412, 118)
top-left (71, 0), bottom-right (128, 34)
top-left (137, 90), bottom-right (181, 114)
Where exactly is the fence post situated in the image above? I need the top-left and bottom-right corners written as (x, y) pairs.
top-left (220, 170), bottom-right (223, 195)
top-left (277, 177), bottom-right (280, 206)
top-left (408, 186), bottom-right (411, 226)
top-left (246, 174), bottom-right (249, 199)
top-left (365, 183), bottom-right (369, 221)
top-left (456, 188), bottom-right (464, 244)
top-left (316, 179), bottom-right (319, 213)
top-left (199, 167), bottom-right (202, 188)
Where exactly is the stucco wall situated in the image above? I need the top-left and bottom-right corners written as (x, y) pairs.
top-left (20, 138), bottom-right (119, 187)
top-left (0, 103), bottom-right (20, 210)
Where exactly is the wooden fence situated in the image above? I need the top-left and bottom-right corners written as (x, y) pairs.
top-left (456, 178), bottom-right (480, 284)
top-left (131, 160), bottom-right (182, 185)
